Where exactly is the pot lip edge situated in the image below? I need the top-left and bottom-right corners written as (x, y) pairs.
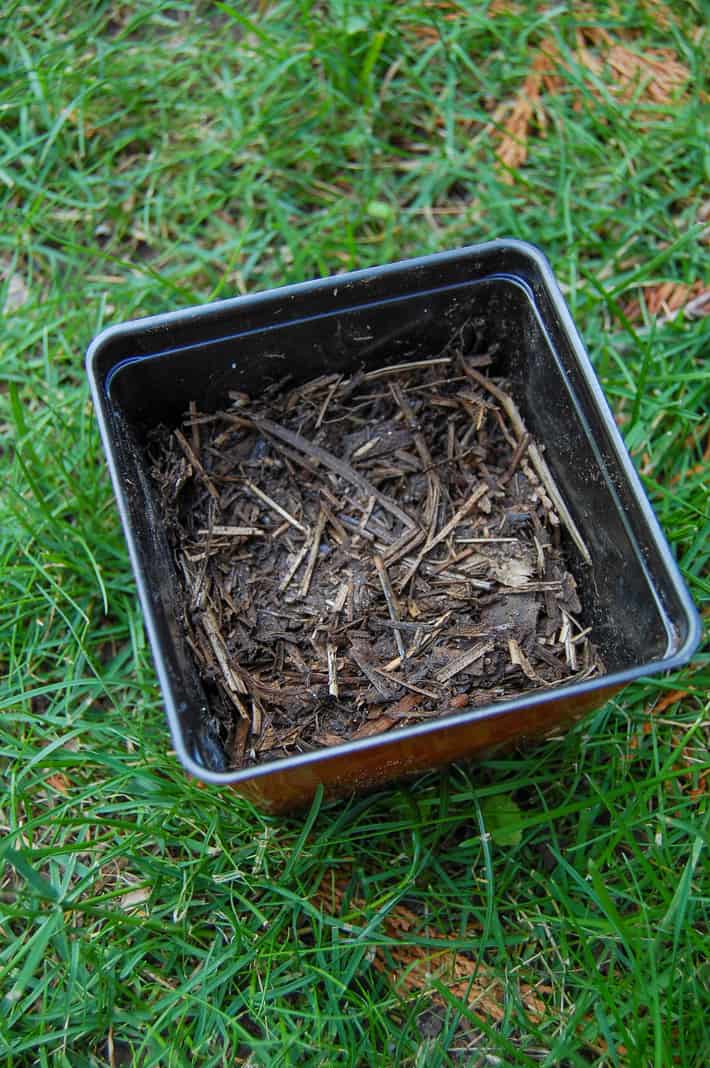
top-left (171, 646), bottom-right (701, 787)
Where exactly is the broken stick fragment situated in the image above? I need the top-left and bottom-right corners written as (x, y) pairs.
top-left (244, 479), bottom-right (308, 534)
top-left (250, 415), bottom-right (418, 531)
top-left (300, 508), bottom-right (328, 598)
top-left (435, 641), bottom-right (495, 684)
top-left (327, 643), bottom-right (339, 698)
top-left (462, 366), bottom-right (592, 565)
top-left (280, 541), bottom-right (310, 592)
top-left (374, 553), bottom-right (406, 659)
top-left (198, 526), bottom-right (265, 537)
top-left (400, 483), bottom-right (489, 590)
top-left (174, 428), bottom-right (220, 501)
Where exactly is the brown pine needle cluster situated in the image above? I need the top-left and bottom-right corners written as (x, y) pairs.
top-left (493, 22), bottom-right (691, 184)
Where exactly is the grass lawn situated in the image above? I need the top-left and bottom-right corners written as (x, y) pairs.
top-left (1, 1), bottom-right (708, 1064)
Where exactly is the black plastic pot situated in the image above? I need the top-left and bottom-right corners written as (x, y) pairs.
top-left (87, 241), bottom-right (700, 811)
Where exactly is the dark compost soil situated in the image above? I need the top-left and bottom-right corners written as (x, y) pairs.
top-left (148, 353), bottom-right (604, 769)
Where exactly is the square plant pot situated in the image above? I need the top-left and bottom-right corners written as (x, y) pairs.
top-left (87, 240), bottom-right (700, 812)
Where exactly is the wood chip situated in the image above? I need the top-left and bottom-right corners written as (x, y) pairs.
top-left (435, 641), bottom-right (494, 684)
top-left (508, 637), bottom-right (541, 682)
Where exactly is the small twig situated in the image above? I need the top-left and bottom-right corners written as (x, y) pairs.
top-left (373, 554), bottom-right (406, 659)
top-left (362, 357), bottom-right (452, 380)
top-left (422, 444), bottom-right (479, 472)
top-left (381, 610), bottom-right (453, 671)
top-left (250, 436), bottom-right (323, 480)
top-left (315, 378), bottom-right (342, 428)
top-left (352, 437), bottom-right (381, 460)
top-left (358, 495), bottom-right (377, 533)
top-left (189, 400), bottom-right (200, 455)
top-left (371, 618), bottom-right (440, 633)
top-left (559, 613), bottom-right (577, 670)
top-left (500, 432), bottom-right (530, 485)
top-left (462, 365), bottom-right (592, 565)
top-left (251, 416), bottom-right (417, 531)
top-left (320, 503), bottom-right (350, 545)
top-left (339, 514), bottom-right (377, 543)
top-left (270, 520), bottom-right (290, 539)
top-left (280, 541), bottom-right (310, 592)
top-left (435, 641), bottom-right (494, 683)
top-left (288, 373), bottom-right (341, 401)
top-left (244, 479), bottom-right (308, 534)
top-left (430, 545), bottom-right (480, 574)
top-left (400, 483), bottom-right (488, 589)
top-left (200, 609), bottom-right (248, 698)
top-left (251, 696), bottom-right (264, 737)
top-left (327, 644), bottom-right (339, 698)
top-left (198, 526), bottom-right (264, 537)
top-left (491, 405), bottom-right (518, 450)
top-left (349, 644), bottom-right (400, 698)
top-left (300, 508), bottom-right (327, 598)
top-left (508, 638), bottom-right (541, 682)
top-left (330, 580), bottom-right (349, 613)
top-left (498, 581), bottom-right (563, 594)
top-left (370, 667), bottom-right (439, 699)
top-left (391, 381), bottom-right (442, 541)
top-left (533, 535), bottom-right (546, 577)
top-left (174, 428), bottom-right (220, 501)
top-left (421, 483), bottom-right (489, 556)
top-left (456, 537), bottom-right (520, 544)
top-left (383, 527), bottom-right (426, 566)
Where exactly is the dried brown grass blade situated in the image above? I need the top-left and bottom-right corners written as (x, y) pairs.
top-left (313, 876), bottom-right (547, 1024)
top-left (492, 29), bottom-right (691, 184)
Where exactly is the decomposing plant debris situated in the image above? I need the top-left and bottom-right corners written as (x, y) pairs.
top-left (148, 353), bottom-right (604, 769)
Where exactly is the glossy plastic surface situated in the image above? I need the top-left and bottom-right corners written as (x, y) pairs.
top-left (87, 240), bottom-right (700, 811)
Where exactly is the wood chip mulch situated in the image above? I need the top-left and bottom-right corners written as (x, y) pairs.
top-left (148, 352), bottom-right (604, 769)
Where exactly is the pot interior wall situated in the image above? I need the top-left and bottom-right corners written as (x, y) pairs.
top-left (102, 274), bottom-right (682, 772)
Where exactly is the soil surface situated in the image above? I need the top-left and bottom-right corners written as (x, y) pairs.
top-left (148, 352), bottom-right (604, 769)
